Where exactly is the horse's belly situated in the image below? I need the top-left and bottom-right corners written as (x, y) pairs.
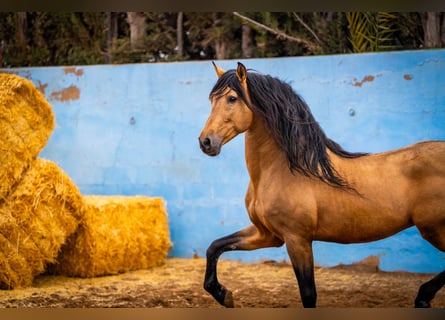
top-left (315, 210), bottom-right (413, 244)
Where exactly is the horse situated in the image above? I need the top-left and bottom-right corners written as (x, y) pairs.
top-left (198, 61), bottom-right (445, 308)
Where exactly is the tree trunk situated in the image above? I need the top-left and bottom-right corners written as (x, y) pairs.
top-left (441, 13), bottom-right (445, 46)
top-left (241, 22), bottom-right (253, 58)
top-left (106, 12), bottom-right (118, 63)
top-left (127, 12), bottom-right (147, 50)
top-left (423, 12), bottom-right (441, 48)
top-left (176, 12), bottom-right (184, 57)
top-left (214, 41), bottom-right (226, 60)
top-left (16, 12), bottom-right (27, 46)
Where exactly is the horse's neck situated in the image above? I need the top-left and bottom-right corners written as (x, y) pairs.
top-left (244, 116), bottom-right (346, 186)
top-left (244, 116), bottom-right (287, 182)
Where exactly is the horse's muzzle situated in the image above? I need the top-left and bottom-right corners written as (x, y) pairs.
top-left (199, 132), bottom-right (223, 156)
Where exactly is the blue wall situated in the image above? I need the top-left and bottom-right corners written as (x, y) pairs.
top-left (3, 49), bottom-right (445, 273)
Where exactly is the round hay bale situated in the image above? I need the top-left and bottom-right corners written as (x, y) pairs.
top-left (0, 73), bottom-right (55, 201)
top-left (0, 234), bottom-right (34, 290)
top-left (0, 158), bottom-right (85, 289)
top-left (52, 196), bottom-right (172, 278)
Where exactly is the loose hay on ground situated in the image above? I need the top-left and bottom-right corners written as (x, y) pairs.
top-left (0, 74), bottom-right (55, 201)
top-left (0, 158), bottom-right (85, 289)
top-left (0, 258), bottom-right (444, 307)
top-left (51, 196), bottom-right (172, 278)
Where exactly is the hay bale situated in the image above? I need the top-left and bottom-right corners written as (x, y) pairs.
top-left (0, 158), bottom-right (84, 289)
top-left (0, 234), bottom-right (34, 290)
top-left (0, 73), bottom-right (55, 201)
top-left (52, 196), bottom-right (171, 278)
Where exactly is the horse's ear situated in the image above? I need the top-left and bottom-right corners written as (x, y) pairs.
top-left (212, 61), bottom-right (225, 78)
top-left (236, 62), bottom-right (247, 85)
top-left (236, 62), bottom-right (252, 105)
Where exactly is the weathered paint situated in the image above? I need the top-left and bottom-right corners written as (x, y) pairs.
top-left (2, 49), bottom-right (445, 273)
top-left (63, 67), bottom-right (84, 76)
top-left (50, 85), bottom-right (80, 101)
top-left (353, 74), bottom-right (375, 87)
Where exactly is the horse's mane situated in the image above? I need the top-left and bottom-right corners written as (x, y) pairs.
top-left (210, 69), bottom-right (367, 189)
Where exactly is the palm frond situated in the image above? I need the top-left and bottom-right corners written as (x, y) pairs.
top-left (346, 12), bottom-right (400, 53)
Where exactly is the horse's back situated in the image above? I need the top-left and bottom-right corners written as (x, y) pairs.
top-left (398, 140), bottom-right (445, 179)
top-left (409, 140), bottom-right (445, 158)
top-left (395, 140), bottom-right (445, 203)
top-left (350, 140), bottom-right (445, 193)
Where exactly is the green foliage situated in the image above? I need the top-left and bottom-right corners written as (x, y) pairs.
top-left (0, 12), bottom-right (106, 67)
top-left (346, 12), bottom-right (400, 53)
top-left (184, 12), bottom-right (242, 60)
top-left (0, 12), bottom-right (437, 67)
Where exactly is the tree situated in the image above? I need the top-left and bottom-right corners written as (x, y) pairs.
top-left (346, 12), bottom-right (400, 53)
top-left (241, 21), bottom-right (253, 58)
top-left (202, 12), bottom-right (240, 59)
top-left (176, 12), bottom-right (184, 57)
top-left (16, 12), bottom-right (27, 48)
top-left (0, 12), bottom-right (442, 67)
top-left (127, 12), bottom-right (147, 50)
top-left (233, 12), bottom-right (315, 57)
top-left (422, 12), bottom-right (443, 48)
top-left (184, 12), bottom-right (241, 60)
top-left (442, 14), bottom-right (445, 46)
top-left (105, 12), bottom-right (118, 63)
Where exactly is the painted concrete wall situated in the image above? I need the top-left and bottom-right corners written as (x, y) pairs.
top-left (2, 49), bottom-right (445, 273)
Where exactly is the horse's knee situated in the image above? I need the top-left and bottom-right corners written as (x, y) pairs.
top-left (206, 238), bottom-right (226, 260)
top-left (205, 241), bottom-right (217, 259)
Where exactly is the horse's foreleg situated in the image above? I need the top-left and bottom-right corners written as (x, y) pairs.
top-left (203, 233), bottom-right (237, 307)
top-left (285, 237), bottom-right (317, 308)
top-left (415, 270), bottom-right (445, 307)
top-left (204, 223), bottom-right (283, 307)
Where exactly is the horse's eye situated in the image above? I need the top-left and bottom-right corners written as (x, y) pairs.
top-left (228, 96), bottom-right (237, 103)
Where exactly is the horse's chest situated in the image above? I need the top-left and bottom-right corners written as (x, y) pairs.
top-left (245, 183), bottom-right (289, 231)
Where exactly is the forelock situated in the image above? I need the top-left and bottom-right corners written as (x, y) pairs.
top-left (209, 69), bottom-right (252, 105)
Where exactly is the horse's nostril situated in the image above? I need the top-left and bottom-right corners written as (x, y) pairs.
top-left (199, 136), bottom-right (212, 151)
top-left (203, 137), bottom-right (211, 148)
top-left (199, 134), bottom-right (221, 156)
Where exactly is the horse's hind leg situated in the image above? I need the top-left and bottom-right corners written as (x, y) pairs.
top-left (204, 223), bottom-right (283, 307)
top-left (414, 217), bottom-right (445, 307)
top-left (415, 270), bottom-right (445, 307)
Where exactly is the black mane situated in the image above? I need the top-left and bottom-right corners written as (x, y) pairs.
top-left (210, 68), bottom-right (367, 189)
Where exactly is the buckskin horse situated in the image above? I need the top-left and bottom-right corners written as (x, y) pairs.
top-left (198, 61), bottom-right (445, 308)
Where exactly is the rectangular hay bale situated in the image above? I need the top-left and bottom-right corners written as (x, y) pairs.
top-left (0, 73), bottom-right (55, 201)
top-left (52, 195), bottom-right (172, 278)
top-left (0, 158), bottom-right (84, 289)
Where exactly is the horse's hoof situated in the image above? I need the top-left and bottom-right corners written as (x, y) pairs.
top-left (223, 290), bottom-right (234, 308)
top-left (415, 299), bottom-right (431, 308)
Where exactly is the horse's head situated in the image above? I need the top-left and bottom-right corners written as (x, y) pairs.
top-left (199, 62), bottom-right (253, 156)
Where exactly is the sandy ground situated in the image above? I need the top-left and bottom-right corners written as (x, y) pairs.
top-left (0, 257), bottom-right (444, 308)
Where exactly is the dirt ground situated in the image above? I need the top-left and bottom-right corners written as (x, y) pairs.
top-left (0, 257), bottom-right (444, 308)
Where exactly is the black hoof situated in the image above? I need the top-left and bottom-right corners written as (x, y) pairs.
top-left (223, 290), bottom-right (234, 308)
top-left (415, 299), bottom-right (431, 308)
top-left (205, 282), bottom-right (235, 307)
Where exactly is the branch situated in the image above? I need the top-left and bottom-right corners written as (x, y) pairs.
top-left (292, 13), bottom-right (323, 45)
top-left (233, 12), bottom-right (317, 51)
